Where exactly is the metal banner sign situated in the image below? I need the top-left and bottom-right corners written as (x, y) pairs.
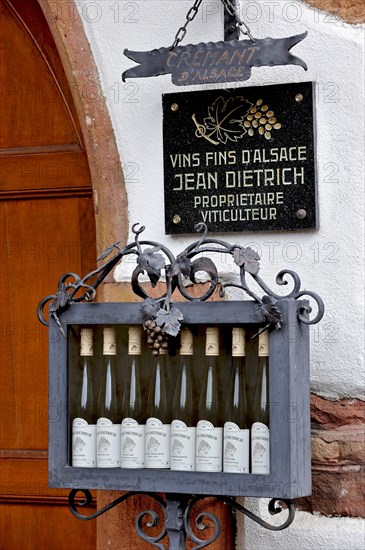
top-left (122, 33), bottom-right (307, 86)
top-left (163, 82), bottom-right (317, 235)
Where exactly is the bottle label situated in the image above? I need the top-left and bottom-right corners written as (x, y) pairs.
top-left (232, 327), bottom-right (245, 357)
top-left (223, 422), bottom-right (249, 473)
top-left (72, 418), bottom-right (96, 467)
top-left (80, 328), bottom-right (93, 356)
top-left (128, 326), bottom-right (142, 355)
top-left (103, 328), bottom-right (116, 355)
top-left (96, 418), bottom-right (121, 467)
top-left (120, 418), bottom-right (145, 468)
top-left (145, 418), bottom-right (170, 468)
top-left (170, 420), bottom-right (196, 471)
top-left (205, 327), bottom-right (219, 356)
top-left (196, 420), bottom-right (222, 472)
top-left (251, 422), bottom-right (270, 474)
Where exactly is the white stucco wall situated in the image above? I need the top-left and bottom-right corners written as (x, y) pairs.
top-left (237, 498), bottom-right (365, 549)
top-left (75, 1), bottom-right (364, 546)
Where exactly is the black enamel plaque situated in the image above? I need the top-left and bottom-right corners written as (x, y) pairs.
top-left (163, 82), bottom-right (317, 234)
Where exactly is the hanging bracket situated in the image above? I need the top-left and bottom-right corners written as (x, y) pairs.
top-left (69, 490), bottom-right (295, 549)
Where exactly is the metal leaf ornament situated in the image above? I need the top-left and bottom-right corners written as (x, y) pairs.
top-left (167, 255), bottom-right (192, 278)
top-left (233, 247), bottom-right (260, 275)
top-left (97, 242), bottom-right (121, 262)
top-left (204, 96), bottom-right (253, 144)
top-left (49, 285), bottom-right (71, 312)
top-left (141, 297), bottom-right (160, 321)
top-left (258, 295), bottom-right (283, 327)
top-left (155, 306), bottom-right (184, 337)
top-left (136, 246), bottom-right (165, 287)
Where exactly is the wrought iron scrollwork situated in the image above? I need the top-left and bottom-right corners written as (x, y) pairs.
top-left (38, 223), bottom-right (324, 337)
top-left (69, 490), bottom-right (168, 549)
top-left (68, 491), bottom-right (295, 548)
top-left (222, 496), bottom-right (295, 531)
top-left (184, 496), bottom-right (221, 549)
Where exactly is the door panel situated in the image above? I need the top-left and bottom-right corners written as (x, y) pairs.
top-left (0, 0), bottom-right (96, 547)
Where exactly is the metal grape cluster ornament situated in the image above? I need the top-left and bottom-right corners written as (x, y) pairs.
top-left (122, 0), bottom-right (308, 86)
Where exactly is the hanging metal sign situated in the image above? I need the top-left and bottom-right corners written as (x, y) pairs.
top-left (163, 82), bottom-right (317, 235)
top-left (122, 33), bottom-right (308, 86)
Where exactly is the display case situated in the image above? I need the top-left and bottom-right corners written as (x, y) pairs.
top-left (38, 223), bottom-right (324, 535)
top-left (48, 299), bottom-right (310, 497)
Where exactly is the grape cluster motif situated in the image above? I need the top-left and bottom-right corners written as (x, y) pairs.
top-left (143, 319), bottom-right (169, 356)
top-left (192, 96), bottom-right (282, 145)
top-left (243, 99), bottom-right (281, 140)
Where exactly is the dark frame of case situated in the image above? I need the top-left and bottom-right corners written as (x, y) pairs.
top-left (48, 298), bottom-right (311, 499)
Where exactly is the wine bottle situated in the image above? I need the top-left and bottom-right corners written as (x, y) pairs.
top-left (251, 330), bottom-right (270, 474)
top-left (120, 326), bottom-right (145, 469)
top-left (170, 328), bottom-right (196, 471)
top-left (196, 327), bottom-right (223, 472)
top-left (145, 349), bottom-right (171, 468)
top-left (97, 327), bottom-right (121, 467)
top-left (72, 328), bottom-right (96, 467)
top-left (223, 327), bottom-right (249, 473)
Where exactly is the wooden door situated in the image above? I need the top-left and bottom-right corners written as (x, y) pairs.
top-left (0, 0), bottom-right (96, 547)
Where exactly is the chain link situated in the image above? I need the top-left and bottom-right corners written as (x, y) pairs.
top-left (171, 0), bottom-right (203, 50)
top-left (171, 0), bottom-right (256, 50)
top-left (221, 0), bottom-right (256, 43)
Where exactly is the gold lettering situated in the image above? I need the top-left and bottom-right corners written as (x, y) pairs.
top-left (215, 50), bottom-right (230, 65)
top-left (178, 51), bottom-right (191, 68)
top-left (246, 47), bottom-right (260, 63)
top-left (192, 51), bottom-right (204, 67)
top-left (202, 50), bottom-right (218, 67)
top-left (167, 52), bottom-right (178, 67)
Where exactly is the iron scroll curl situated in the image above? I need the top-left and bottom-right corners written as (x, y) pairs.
top-left (38, 223), bottom-right (324, 338)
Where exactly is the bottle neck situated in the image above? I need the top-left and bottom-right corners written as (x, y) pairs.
top-left (225, 356), bottom-right (247, 427)
top-left (147, 354), bottom-right (169, 421)
top-left (199, 355), bottom-right (222, 425)
top-left (256, 356), bottom-right (269, 424)
top-left (98, 354), bottom-right (118, 420)
top-left (172, 355), bottom-right (194, 423)
top-left (77, 356), bottom-right (95, 420)
top-left (123, 354), bottom-right (143, 420)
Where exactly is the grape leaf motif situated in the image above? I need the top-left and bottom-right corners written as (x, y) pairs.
top-left (167, 255), bottom-right (191, 278)
top-left (97, 241), bottom-right (120, 262)
top-left (49, 285), bottom-right (71, 313)
top-left (140, 298), bottom-right (160, 321)
top-left (204, 96), bottom-right (253, 145)
top-left (233, 247), bottom-right (260, 275)
top-left (155, 306), bottom-right (184, 337)
top-left (257, 295), bottom-right (283, 328)
top-left (136, 246), bottom-right (165, 287)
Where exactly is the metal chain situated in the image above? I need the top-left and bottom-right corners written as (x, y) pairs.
top-left (170, 0), bottom-right (203, 50)
top-left (220, 0), bottom-right (256, 42)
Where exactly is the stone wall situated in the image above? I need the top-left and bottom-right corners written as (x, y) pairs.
top-left (304, 0), bottom-right (365, 24)
top-left (298, 395), bottom-right (365, 517)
